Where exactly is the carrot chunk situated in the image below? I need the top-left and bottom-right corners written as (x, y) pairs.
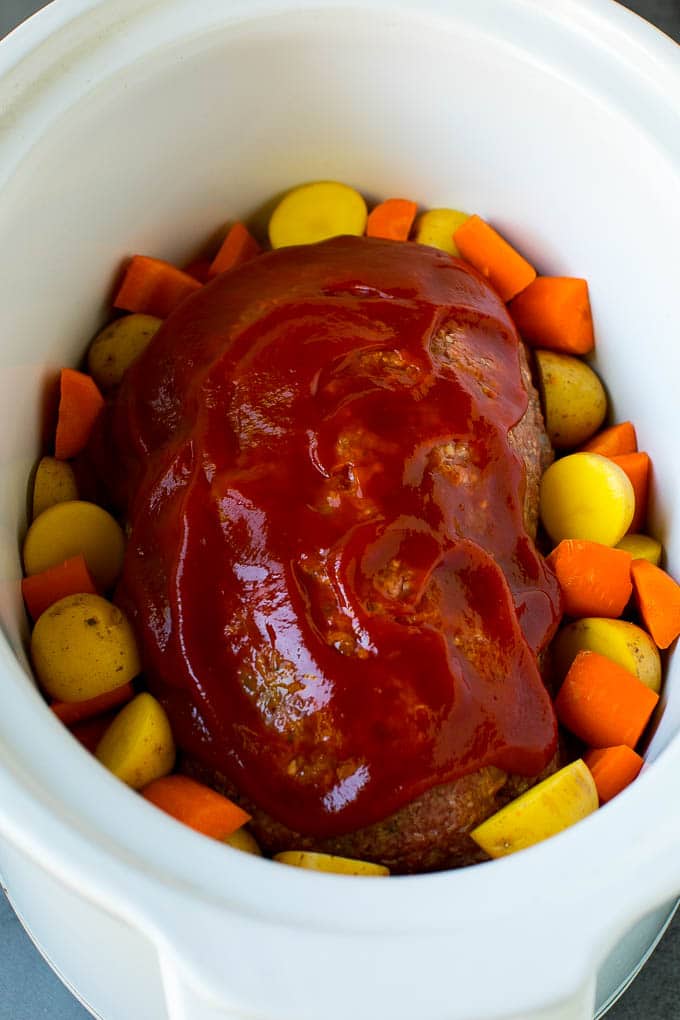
top-left (508, 277), bottom-right (594, 354)
top-left (631, 559), bottom-right (680, 649)
top-left (22, 554), bottom-right (97, 620)
top-left (141, 774), bottom-right (251, 839)
top-left (555, 650), bottom-right (659, 748)
top-left (54, 368), bottom-right (105, 460)
top-left (366, 198), bottom-right (418, 241)
top-left (51, 681), bottom-right (135, 726)
top-left (209, 223), bottom-right (260, 277)
top-left (114, 256), bottom-right (202, 318)
top-left (453, 215), bottom-right (536, 302)
top-left (581, 422), bottom-right (638, 457)
top-left (609, 452), bottom-right (650, 533)
top-left (584, 746), bottom-right (644, 803)
top-left (546, 539), bottom-right (632, 618)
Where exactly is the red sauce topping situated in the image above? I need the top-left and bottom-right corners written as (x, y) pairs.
top-left (101, 237), bottom-right (561, 837)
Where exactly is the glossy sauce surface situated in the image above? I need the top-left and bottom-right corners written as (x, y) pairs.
top-left (102, 237), bottom-right (561, 837)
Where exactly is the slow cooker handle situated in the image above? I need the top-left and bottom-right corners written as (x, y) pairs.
top-left (161, 955), bottom-right (236, 1019)
top-left (158, 949), bottom-right (598, 1020)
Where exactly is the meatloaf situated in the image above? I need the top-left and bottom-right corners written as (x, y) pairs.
top-left (94, 235), bottom-right (563, 873)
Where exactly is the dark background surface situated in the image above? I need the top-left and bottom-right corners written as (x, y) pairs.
top-left (1, 0), bottom-right (679, 1017)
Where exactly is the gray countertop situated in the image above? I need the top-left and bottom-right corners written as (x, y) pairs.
top-left (1, 0), bottom-right (679, 1017)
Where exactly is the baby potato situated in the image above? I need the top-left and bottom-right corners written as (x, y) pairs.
top-left (414, 208), bottom-right (469, 256)
top-left (31, 456), bottom-right (78, 519)
top-left (225, 828), bottom-right (262, 856)
top-left (534, 350), bottom-right (607, 449)
top-left (539, 452), bottom-right (635, 546)
top-left (96, 693), bottom-right (175, 789)
top-left (617, 533), bottom-right (663, 566)
top-left (551, 617), bottom-right (662, 693)
top-left (470, 760), bottom-right (598, 859)
top-left (88, 313), bottom-right (162, 390)
top-left (269, 181), bottom-right (367, 248)
top-left (31, 593), bottom-right (140, 702)
top-left (274, 850), bottom-right (389, 876)
top-left (23, 500), bottom-right (125, 590)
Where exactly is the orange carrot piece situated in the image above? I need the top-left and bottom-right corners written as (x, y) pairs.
top-left (142, 774), bottom-right (251, 839)
top-left (70, 710), bottom-right (118, 753)
top-left (584, 745), bottom-right (644, 803)
top-left (22, 554), bottom-right (97, 621)
top-left (209, 223), bottom-right (260, 278)
top-left (507, 276), bottom-right (594, 354)
top-left (609, 452), bottom-right (651, 533)
top-left (546, 539), bottom-right (632, 618)
top-left (555, 650), bottom-right (659, 748)
top-left (453, 215), bottom-right (536, 302)
top-left (183, 258), bottom-right (213, 284)
top-left (51, 682), bottom-right (135, 726)
top-left (366, 198), bottom-right (418, 241)
top-left (54, 368), bottom-right (105, 460)
top-left (631, 559), bottom-right (680, 649)
top-left (114, 256), bottom-right (202, 318)
top-left (581, 421), bottom-right (638, 457)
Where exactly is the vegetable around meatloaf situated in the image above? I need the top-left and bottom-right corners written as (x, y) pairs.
top-left (89, 236), bottom-right (562, 872)
top-left (23, 182), bottom-right (677, 875)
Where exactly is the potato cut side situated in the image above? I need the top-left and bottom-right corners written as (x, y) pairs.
top-left (470, 760), bottom-right (598, 859)
top-left (274, 850), bottom-right (389, 876)
top-left (96, 693), bottom-right (175, 789)
top-left (225, 828), bottom-right (262, 856)
top-left (269, 181), bottom-right (367, 248)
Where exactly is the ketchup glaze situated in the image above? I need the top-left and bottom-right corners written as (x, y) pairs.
top-left (100, 236), bottom-right (561, 837)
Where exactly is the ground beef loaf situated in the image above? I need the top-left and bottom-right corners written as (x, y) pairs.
top-left (99, 236), bottom-right (561, 873)
top-left (182, 342), bottom-right (557, 875)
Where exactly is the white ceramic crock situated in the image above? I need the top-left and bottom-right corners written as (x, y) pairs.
top-left (0, 1), bottom-right (679, 1018)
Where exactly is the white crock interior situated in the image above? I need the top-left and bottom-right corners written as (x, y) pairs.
top-left (0, 2), bottom-right (679, 1018)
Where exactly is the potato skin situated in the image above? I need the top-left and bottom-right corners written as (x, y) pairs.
top-left (31, 457), bottom-right (78, 519)
top-left (551, 617), bottom-right (662, 693)
top-left (88, 314), bottom-right (162, 390)
top-left (31, 593), bottom-right (140, 702)
top-left (535, 349), bottom-right (606, 449)
top-left (225, 828), bottom-right (262, 855)
top-left (23, 500), bottom-right (125, 590)
top-left (96, 693), bottom-right (175, 789)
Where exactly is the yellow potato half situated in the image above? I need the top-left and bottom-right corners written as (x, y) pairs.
top-left (616, 533), bottom-right (663, 567)
top-left (539, 452), bottom-right (635, 546)
top-left (551, 617), bottom-right (662, 693)
top-left (470, 760), bottom-right (598, 859)
top-left (534, 350), bottom-right (607, 449)
top-left (31, 456), bottom-right (78, 519)
top-left (414, 208), bottom-right (469, 256)
top-left (88, 313), bottom-right (162, 390)
top-left (225, 828), bottom-right (262, 856)
top-left (269, 181), bottom-right (367, 248)
top-left (23, 500), bottom-right (125, 590)
top-left (96, 693), bottom-right (175, 789)
top-left (274, 851), bottom-right (389, 876)
top-left (31, 593), bottom-right (140, 702)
